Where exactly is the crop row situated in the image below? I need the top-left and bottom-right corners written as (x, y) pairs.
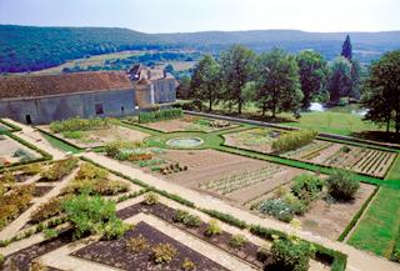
top-left (201, 165), bottom-right (284, 195)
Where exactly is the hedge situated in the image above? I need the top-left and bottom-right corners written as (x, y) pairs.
top-left (0, 119), bottom-right (22, 133)
top-left (200, 208), bottom-right (247, 229)
top-left (337, 186), bottom-right (380, 242)
top-left (139, 108), bottom-right (183, 123)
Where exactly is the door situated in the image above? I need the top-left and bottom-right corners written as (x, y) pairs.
top-left (25, 114), bottom-right (32, 124)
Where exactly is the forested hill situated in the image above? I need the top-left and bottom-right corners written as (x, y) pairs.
top-left (1, 25), bottom-right (400, 73)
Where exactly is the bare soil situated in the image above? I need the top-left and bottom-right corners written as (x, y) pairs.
top-left (0, 135), bottom-right (39, 164)
top-left (298, 183), bottom-right (376, 240)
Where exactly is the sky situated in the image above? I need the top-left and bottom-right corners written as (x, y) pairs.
top-left (0, 0), bottom-right (399, 33)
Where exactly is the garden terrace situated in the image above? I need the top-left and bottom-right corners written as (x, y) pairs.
top-left (0, 192), bottom-right (340, 271)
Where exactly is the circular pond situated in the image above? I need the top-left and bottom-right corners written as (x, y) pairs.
top-left (166, 137), bottom-right (204, 148)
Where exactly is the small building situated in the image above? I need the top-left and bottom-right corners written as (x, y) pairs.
top-left (0, 66), bottom-right (177, 124)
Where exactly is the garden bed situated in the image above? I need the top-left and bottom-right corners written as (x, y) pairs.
top-left (0, 134), bottom-right (41, 166)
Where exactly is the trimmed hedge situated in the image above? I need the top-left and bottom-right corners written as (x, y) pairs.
top-left (0, 119), bottom-right (22, 133)
top-left (139, 108), bottom-right (183, 124)
top-left (337, 186), bottom-right (379, 242)
top-left (200, 208), bottom-right (247, 229)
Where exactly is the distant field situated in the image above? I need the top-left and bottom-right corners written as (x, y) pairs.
top-left (26, 50), bottom-right (146, 75)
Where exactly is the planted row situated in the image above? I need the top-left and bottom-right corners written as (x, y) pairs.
top-left (272, 129), bottom-right (318, 153)
top-left (139, 108), bottom-right (183, 123)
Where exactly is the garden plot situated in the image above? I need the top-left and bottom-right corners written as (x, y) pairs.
top-left (320, 145), bottom-right (396, 178)
top-left (0, 135), bottom-right (40, 166)
top-left (141, 115), bottom-right (238, 133)
top-left (40, 124), bottom-right (149, 148)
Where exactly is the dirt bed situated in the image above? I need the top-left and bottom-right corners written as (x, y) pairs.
top-left (299, 183), bottom-right (376, 240)
top-left (0, 135), bottom-right (40, 164)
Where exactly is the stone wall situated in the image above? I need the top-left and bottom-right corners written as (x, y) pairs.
top-left (152, 78), bottom-right (177, 104)
top-left (0, 89), bottom-right (137, 124)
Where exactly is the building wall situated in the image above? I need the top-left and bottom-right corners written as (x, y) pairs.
top-left (152, 78), bottom-right (177, 104)
top-left (0, 89), bottom-right (137, 124)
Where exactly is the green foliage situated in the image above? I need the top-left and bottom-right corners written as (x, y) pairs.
top-left (126, 234), bottom-right (150, 254)
top-left (104, 140), bottom-right (145, 159)
top-left (291, 174), bottom-right (324, 202)
top-left (43, 228), bottom-right (59, 240)
top-left (341, 35), bottom-right (353, 61)
top-left (0, 253), bottom-right (4, 267)
top-left (151, 243), bottom-right (178, 264)
top-left (139, 108), bottom-right (184, 124)
top-left (22, 163), bottom-right (43, 176)
top-left (30, 197), bottom-right (66, 223)
top-left (63, 194), bottom-right (128, 240)
top-left (272, 129), bottom-right (318, 153)
top-left (40, 157), bottom-right (79, 181)
top-left (255, 48), bottom-right (303, 117)
top-left (259, 199), bottom-right (294, 222)
top-left (326, 170), bottom-right (360, 201)
top-left (270, 238), bottom-right (315, 271)
top-left (50, 117), bottom-right (113, 133)
top-left (229, 234), bottom-right (248, 249)
top-left (327, 57), bottom-right (352, 104)
top-left (296, 50), bottom-right (328, 109)
top-left (173, 209), bottom-right (202, 228)
top-left (62, 131), bottom-right (84, 139)
top-left (204, 219), bottom-right (222, 237)
top-left (200, 208), bottom-right (246, 229)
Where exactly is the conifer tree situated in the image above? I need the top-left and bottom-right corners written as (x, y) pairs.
top-left (341, 35), bottom-right (353, 61)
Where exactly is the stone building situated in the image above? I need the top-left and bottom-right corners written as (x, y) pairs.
top-left (0, 66), bottom-right (177, 124)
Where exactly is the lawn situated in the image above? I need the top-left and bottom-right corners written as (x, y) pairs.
top-left (347, 187), bottom-right (400, 257)
top-left (387, 155), bottom-right (400, 180)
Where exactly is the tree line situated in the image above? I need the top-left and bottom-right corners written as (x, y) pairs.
top-left (182, 35), bottom-right (400, 134)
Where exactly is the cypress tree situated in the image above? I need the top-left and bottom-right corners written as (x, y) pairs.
top-left (341, 35), bottom-right (353, 61)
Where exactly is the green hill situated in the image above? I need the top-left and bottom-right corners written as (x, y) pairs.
top-left (1, 25), bottom-right (400, 73)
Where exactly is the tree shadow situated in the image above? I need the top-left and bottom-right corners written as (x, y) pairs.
top-left (351, 131), bottom-right (400, 144)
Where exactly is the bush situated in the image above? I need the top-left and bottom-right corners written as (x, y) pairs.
top-left (0, 253), bottom-right (4, 267)
top-left (30, 197), bottom-right (66, 223)
top-left (22, 163), bottom-right (42, 176)
top-left (256, 245), bottom-right (270, 262)
top-left (126, 234), bottom-right (149, 254)
top-left (269, 238), bottom-right (315, 271)
top-left (181, 258), bottom-right (196, 271)
top-left (139, 108), bottom-right (184, 123)
top-left (291, 174), bottom-right (324, 202)
top-left (43, 228), bottom-right (59, 240)
top-left (152, 243), bottom-right (178, 264)
top-left (144, 192), bottom-right (159, 205)
top-left (0, 171), bottom-right (15, 184)
top-left (282, 193), bottom-right (308, 216)
top-left (63, 194), bottom-right (129, 240)
top-left (229, 234), bottom-right (248, 249)
top-left (104, 141), bottom-right (146, 160)
top-left (272, 129), bottom-right (318, 153)
top-left (173, 209), bottom-right (201, 228)
top-left (204, 219), bottom-right (222, 237)
top-left (326, 170), bottom-right (360, 201)
top-left (259, 199), bottom-right (294, 223)
top-left (40, 157), bottom-right (79, 182)
top-left (200, 209), bottom-right (246, 229)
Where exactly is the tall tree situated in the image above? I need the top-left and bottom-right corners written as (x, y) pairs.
top-left (327, 57), bottom-right (352, 105)
top-left (190, 55), bottom-right (220, 111)
top-left (341, 35), bottom-right (353, 61)
top-left (219, 45), bottom-right (255, 114)
top-left (255, 48), bottom-right (303, 118)
top-left (296, 50), bottom-right (328, 109)
top-left (361, 50), bottom-right (400, 134)
top-left (176, 76), bottom-right (191, 99)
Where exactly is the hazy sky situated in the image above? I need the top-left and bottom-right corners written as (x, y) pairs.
top-left (0, 0), bottom-right (399, 33)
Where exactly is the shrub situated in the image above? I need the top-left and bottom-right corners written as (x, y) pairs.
top-left (259, 199), bottom-right (294, 223)
top-left (256, 245), bottom-right (270, 262)
top-left (40, 157), bottom-right (79, 182)
top-left (76, 163), bottom-right (108, 180)
top-left (30, 261), bottom-right (47, 271)
top-left (0, 171), bottom-right (15, 184)
top-left (63, 194), bottom-right (129, 240)
top-left (105, 141), bottom-right (146, 160)
top-left (0, 253), bottom-right (4, 267)
top-left (272, 129), bottom-right (318, 153)
top-left (22, 163), bottom-right (42, 176)
top-left (269, 238), bottom-right (315, 271)
top-left (144, 192), bottom-right (159, 205)
top-left (204, 219), bottom-right (222, 237)
top-left (173, 209), bottom-right (202, 228)
top-left (49, 117), bottom-right (112, 133)
top-left (43, 228), bottom-right (59, 240)
top-left (229, 234), bottom-right (248, 249)
top-left (326, 170), bottom-right (360, 201)
top-left (152, 243), bottom-right (178, 264)
top-left (181, 258), bottom-right (196, 271)
top-left (30, 197), bottom-right (65, 223)
top-left (62, 131), bottom-right (84, 139)
top-left (291, 174), bottom-right (324, 202)
top-left (282, 193), bottom-right (308, 216)
top-left (139, 108), bottom-right (183, 123)
top-left (200, 209), bottom-right (246, 229)
top-left (126, 234), bottom-right (149, 254)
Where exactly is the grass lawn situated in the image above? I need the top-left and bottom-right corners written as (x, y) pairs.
top-left (347, 187), bottom-right (400, 257)
top-left (283, 111), bottom-right (383, 136)
top-left (387, 155), bottom-right (400, 180)
top-left (41, 133), bottom-right (81, 154)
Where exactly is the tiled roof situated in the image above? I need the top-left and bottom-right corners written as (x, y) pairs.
top-left (0, 71), bottom-right (134, 99)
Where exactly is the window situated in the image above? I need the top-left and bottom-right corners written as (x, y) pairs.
top-left (121, 106), bottom-right (125, 113)
top-left (95, 104), bottom-right (104, 115)
top-left (25, 114), bottom-right (32, 124)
